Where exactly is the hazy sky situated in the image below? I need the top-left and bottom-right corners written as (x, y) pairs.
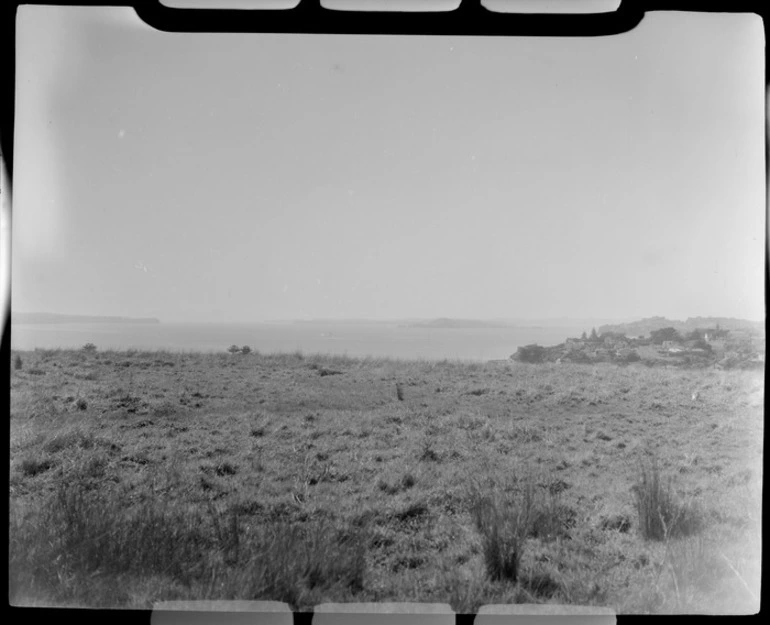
top-left (13, 7), bottom-right (764, 323)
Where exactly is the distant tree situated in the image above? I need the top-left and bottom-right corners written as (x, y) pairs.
top-left (82, 343), bottom-right (97, 353)
top-left (227, 344), bottom-right (241, 354)
top-left (690, 338), bottom-right (712, 352)
top-left (512, 344), bottom-right (547, 363)
top-left (649, 327), bottom-right (682, 345)
top-left (589, 328), bottom-right (599, 342)
top-left (709, 326), bottom-right (730, 339)
top-left (581, 331), bottom-right (587, 340)
top-left (241, 345), bottom-right (252, 354)
top-left (686, 329), bottom-right (703, 341)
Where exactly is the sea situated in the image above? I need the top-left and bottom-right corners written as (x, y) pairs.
top-left (10, 321), bottom-right (588, 362)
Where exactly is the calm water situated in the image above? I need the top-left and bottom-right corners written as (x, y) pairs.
top-left (11, 322), bottom-right (585, 362)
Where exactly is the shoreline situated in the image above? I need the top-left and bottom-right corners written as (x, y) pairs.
top-left (11, 346), bottom-right (757, 370)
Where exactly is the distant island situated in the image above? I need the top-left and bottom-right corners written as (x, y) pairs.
top-left (405, 318), bottom-right (516, 329)
top-left (13, 312), bottom-right (161, 325)
top-left (290, 318), bottom-right (517, 328)
top-left (290, 318), bottom-right (398, 326)
top-left (281, 317), bottom-right (630, 328)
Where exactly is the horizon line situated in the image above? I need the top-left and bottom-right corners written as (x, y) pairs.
top-left (12, 311), bottom-right (764, 325)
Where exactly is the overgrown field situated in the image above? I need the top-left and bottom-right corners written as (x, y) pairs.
top-left (9, 348), bottom-right (763, 613)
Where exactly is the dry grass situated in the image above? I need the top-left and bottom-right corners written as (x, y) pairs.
top-left (633, 458), bottom-right (704, 541)
top-left (9, 476), bottom-right (367, 609)
top-left (8, 348), bottom-right (763, 613)
top-left (468, 475), bottom-right (537, 582)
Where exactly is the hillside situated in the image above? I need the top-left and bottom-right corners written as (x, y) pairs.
top-left (598, 317), bottom-right (763, 337)
top-left (9, 348), bottom-right (762, 613)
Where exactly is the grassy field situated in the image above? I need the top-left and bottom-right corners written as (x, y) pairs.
top-left (8, 348), bottom-right (763, 613)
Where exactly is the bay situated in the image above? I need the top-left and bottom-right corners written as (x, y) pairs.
top-left (10, 322), bottom-right (586, 362)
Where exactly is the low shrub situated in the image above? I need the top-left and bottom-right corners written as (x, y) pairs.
top-left (377, 472), bottom-right (417, 495)
top-left (18, 457), bottom-right (54, 477)
top-left (530, 500), bottom-right (577, 541)
top-left (393, 501), bottom-right (430, 523)
top-left (43, 429), bottom-right (96, 454)
top-left (512, 344), bottom-right (547, 363)
top-left (377, 478), bottom-right (399, 495)
top-left (622, 351), bottom-right (642, 363)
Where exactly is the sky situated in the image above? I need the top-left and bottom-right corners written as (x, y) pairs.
top-left (12, 6), bottom-right (765, 323)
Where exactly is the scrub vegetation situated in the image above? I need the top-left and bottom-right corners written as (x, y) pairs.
top-left (9, 348), bottom-right (762, 613)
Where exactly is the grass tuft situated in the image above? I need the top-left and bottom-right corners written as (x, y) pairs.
top-left (215, 461), bottom-right (238, 477)
top-left (468, 476), bottom-right (537, 582)
top-left (420, 438), bottom-right (441, 462)
top-left (394, 501), bottom-right (430, 523)
top-left (633, 458), bottom-right (705, 541)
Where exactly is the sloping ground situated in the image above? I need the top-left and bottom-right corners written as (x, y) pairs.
top-left (9, 349), bottom-right (763, 613)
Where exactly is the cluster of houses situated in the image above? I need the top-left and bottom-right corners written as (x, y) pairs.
top-left (508, 322), bottom-right (765, 368)
top-left (544, 327), bottom-right (765, 368)
top-left (560, 334), bottom-right (643, 363)
top-left (704, 329), bottom-right (765, 368)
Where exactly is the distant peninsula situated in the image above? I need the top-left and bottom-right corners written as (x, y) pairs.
top-left (13, 312), bottom-right (161, 325)
top-left (598, 316), bottom-right (763, 337)
top-left (508, 315), bottom-right (764, 370)
top-left (290, 318), bottom-right (398, 326)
